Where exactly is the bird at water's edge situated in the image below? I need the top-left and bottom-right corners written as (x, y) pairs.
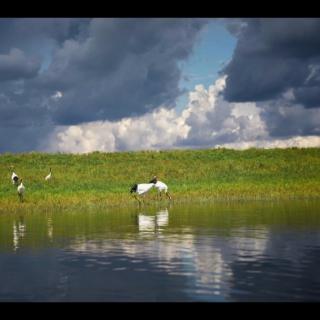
top-left (17, 179), bottom-right (25, 202)
top-left (130, 182), bottom-right (155, 204)
top-left (149, 176), bottom-right (172, 200)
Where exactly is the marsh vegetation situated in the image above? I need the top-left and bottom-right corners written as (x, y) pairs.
top-left (0, 148), bottom-right (319, 212)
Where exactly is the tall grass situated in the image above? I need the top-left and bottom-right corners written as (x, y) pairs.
top-left (1, 148), bottom-right (320, 212)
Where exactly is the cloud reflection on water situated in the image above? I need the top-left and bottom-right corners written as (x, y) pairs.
top-left (4, 202), bottom-right (320, 301)
top-left (64, 207), bottom-right (272, 300)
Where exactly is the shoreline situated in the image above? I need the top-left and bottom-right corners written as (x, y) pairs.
top-left (1, 195), bottom-right (320, 215)
top-left (1, 148), bottom-right (320, 213)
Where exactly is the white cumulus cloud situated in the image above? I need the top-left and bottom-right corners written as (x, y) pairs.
top-left (45, 76), bottom-right (320, 153)
top-left (46, 107), bottom-right (190, 153)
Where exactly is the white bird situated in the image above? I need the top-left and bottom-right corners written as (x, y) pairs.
top-left (149, 176), bottom-right (172, 200)
top-left (45, 168), bottom-right (52, 181)
top-left (130, 182), bottom-right (155, 204)
top-left (11, 171), bottom-right (19, 185)
top-left (17, 179), bottom-right (25, 202)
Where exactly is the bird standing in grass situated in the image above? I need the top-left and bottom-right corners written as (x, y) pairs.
top-left (130, 182), bottom-right (155, 204)
top-left (11, 171), bottom-right (19, 185)
top-left (149, 176), bottom-right (172, 200)
top-left (17, 179), bottom-right (25, 202)
top-left (45, 168), bottom-right (52, 181)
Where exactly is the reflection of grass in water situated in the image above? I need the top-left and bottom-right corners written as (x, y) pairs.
top-left (1, 199), bottom-right (320, 251)
top-left (0, 148), bottom-right (320, 212)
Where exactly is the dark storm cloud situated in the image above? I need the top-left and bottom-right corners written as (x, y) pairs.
top-left (0, 48), bottom-right (40, 81)
top-left (259, 101), bottom-right (320, 138)
top-left (40, 18), bottom-right (208, 124)
top-left (0, 18), bottom-right (89, 52)
top-left (0, 18), bottom-right (207, 152)
top-left (223, 18), bottom-right (320, 108)
top-left (0, 125), bottom-right (53, 153)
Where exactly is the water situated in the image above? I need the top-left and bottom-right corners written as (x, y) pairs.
top-left (1, 200), bottom-right (320, 302)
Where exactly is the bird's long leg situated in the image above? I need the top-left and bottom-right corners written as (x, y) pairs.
top-left (142, 194), bottom-right (147, 205)
top-left (133, 194), bottom-right (141, 205)
top-left (166, 192), bottom-right (172, 201)
top-left (138, 196), bottom-right (142, 208)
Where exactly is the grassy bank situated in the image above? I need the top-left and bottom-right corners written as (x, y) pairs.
top-left (0, 148), bottom-right (320, 212)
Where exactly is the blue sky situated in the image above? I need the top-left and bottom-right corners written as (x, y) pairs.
top-left (176, 20), bottom-right (237, 112)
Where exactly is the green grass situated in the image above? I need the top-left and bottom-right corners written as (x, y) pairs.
top-left (1, 147), bottom-right (320, 212)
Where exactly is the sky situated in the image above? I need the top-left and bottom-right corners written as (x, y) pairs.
top-left (1, 17), bottom-right (320, 153)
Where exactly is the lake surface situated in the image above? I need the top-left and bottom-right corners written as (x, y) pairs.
top-left (0, 200), bottom-right (320, 302)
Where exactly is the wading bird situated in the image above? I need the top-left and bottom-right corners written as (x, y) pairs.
top-left (130, 182), bottom-right (155, 204)
top-left (17, 179), bottom-right (25, 202)
top-left (45, 168), bottom-right (52, 181)
top-left (149, 176), bottom-right (172, 200)
top-left (11, 168), bottom-right (19, 185)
